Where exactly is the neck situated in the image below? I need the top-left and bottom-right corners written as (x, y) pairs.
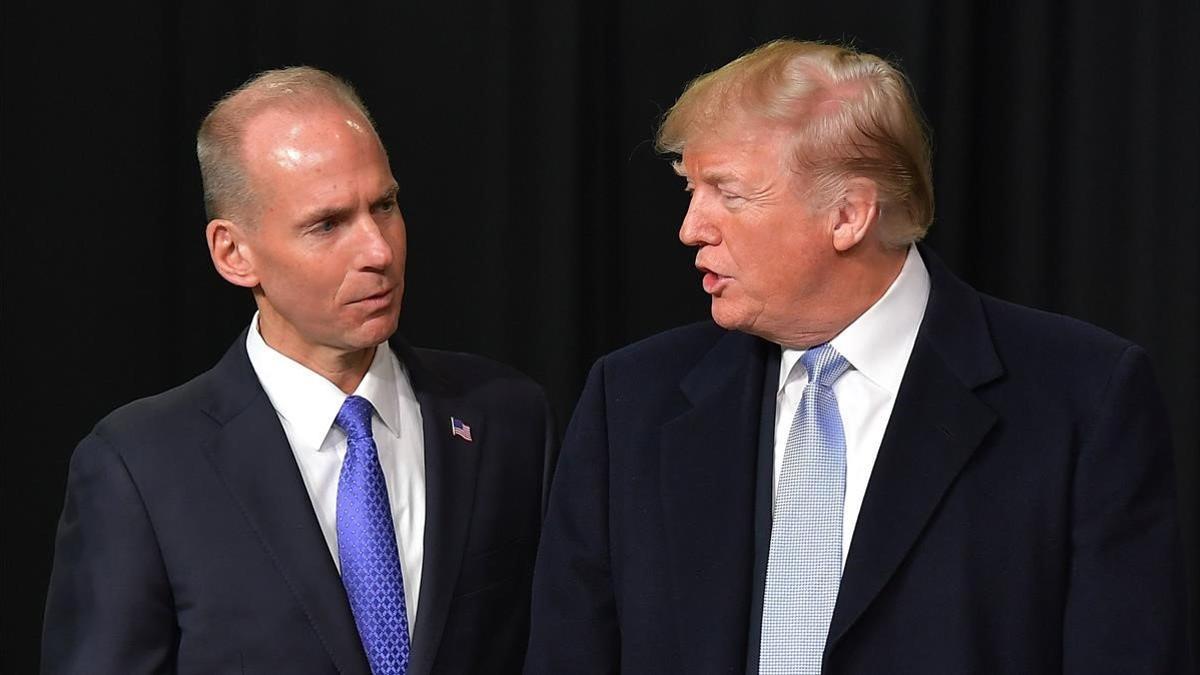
top-left (307, 347), bottom-right (376, 394)
top-left (256, 313), bottom-right (377, 394)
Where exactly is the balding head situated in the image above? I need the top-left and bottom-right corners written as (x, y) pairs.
top-left (197, 66), bottom-right (381, 224)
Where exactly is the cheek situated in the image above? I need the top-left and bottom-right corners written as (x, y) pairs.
top-left (272, 256), bottom-right (343, 307)
top-left (727, 225), bottom-right (780, 284)
top-left (735, 223), bottom-right (813, 298)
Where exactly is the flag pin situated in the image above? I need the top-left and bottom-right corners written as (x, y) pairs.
top-left (450, 416), bottom-right (473, 442)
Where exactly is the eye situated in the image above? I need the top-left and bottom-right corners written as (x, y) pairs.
top-left (376, 198), bottom-right (397, 213)
top-left (311, 220), bottom-right (337, 235)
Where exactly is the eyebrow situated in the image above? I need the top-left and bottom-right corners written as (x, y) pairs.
top-left (372, 184), bottom-right (400, 207)
top-left (671, 161), bottom-right (739, 186)
top-left (296, 184), bottom-right (400, 226)
top-left (298, 204), bottom-right (352, 227)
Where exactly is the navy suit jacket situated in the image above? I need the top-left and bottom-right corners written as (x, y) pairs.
top-left (43, 330), bottom-right (557, 674)
top-left (526, 247), bottom-right (1189, 673)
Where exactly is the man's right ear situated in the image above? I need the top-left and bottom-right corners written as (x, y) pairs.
top-left (206, 219), bottom-right (259, 288)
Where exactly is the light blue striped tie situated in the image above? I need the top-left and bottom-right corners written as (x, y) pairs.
top-left (760, 344), bottom-right (851, 674)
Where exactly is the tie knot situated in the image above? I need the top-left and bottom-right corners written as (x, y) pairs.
top-left (335, 395), bottom-right (376, 441)
top-left (800, 344), bottom-right (850, 388)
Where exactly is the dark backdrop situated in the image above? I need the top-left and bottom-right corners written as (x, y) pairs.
top-left (3, 1), bottom-right (1197, 671)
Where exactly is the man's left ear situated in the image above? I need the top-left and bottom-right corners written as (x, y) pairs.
top-left (831, 177), bottom-right (881, 252)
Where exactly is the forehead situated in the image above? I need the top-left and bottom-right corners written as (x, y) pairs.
top-left (235, 103), bottom-right (395, 225)
top-left (241, 102), bottom-right (381, 170)
top-left (678, 117), bottom-right (793, 181)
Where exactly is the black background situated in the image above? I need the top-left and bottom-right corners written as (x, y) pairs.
top-left (3, 1), bottom-right (1197, 670)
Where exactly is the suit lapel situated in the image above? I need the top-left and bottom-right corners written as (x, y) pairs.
top-left (826, 246), bottom-right (1003, 653)
top-left (198, 334), bottom-right (371, 675)
top-left (396, 342), bottom-right (482, 675)
top-left (660, 329), bottom-right (768, 673)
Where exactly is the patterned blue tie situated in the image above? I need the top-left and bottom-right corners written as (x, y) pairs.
top-left (760, 344), bottom-right (851, 674)
top-left (335, 395), bottom-right (410, 675)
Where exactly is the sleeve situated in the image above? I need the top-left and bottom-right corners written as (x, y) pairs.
top-left (41, 431), bottom-right (178, 675)
top-left (524, 359), bottom-right (620, 674)
top-left (1062, 344), bottom-right (1193, 673)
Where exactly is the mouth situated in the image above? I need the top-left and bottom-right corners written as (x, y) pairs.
top-left (351, 286), bottom-right (397, 311)
top-left (697, 265), bottom-right (730, 294)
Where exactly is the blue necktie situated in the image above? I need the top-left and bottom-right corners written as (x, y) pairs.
top-left (760, 344), bottom-right (851, 675)
top-left (335, 395), bottom-right (410, 675)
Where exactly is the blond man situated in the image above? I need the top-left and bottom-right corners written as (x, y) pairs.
top-left (527, 40), bottom-right (1187, 674)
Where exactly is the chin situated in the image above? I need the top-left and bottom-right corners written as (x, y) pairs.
top-left (352, 313), bottom-right (400, 348)
top-left (709, 301), bottom-right (749, 333)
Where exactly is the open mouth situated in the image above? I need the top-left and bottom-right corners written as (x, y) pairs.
top-left (698, 266), bottom-right (730, 294)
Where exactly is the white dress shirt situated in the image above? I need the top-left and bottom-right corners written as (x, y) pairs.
top-left (773, 245), bottom-right (931, 564)
top-left (245, 314), bottom-right (426, 631)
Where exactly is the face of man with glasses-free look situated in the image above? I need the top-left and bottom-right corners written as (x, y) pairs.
top-left (43, 67), bottom-right (558, 675)
top-left (525, 39), bottom-right (1188, 675)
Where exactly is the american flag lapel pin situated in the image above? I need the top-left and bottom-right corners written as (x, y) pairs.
top-left (450, 416), bottom-right (473, 442)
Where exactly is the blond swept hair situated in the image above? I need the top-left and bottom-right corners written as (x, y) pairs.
top-left (196, 66), bottom-right (378, 222)
top-left (658, 40), bottom-right (934, 246)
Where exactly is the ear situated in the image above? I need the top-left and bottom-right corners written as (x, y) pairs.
top-left (830, 177), bottom-right (881, 253)
top-left (206, 219), bottom-right (259, 288)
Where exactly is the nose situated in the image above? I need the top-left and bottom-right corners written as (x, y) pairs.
top-left (678, 192), bottom-right (719, 247)
top-left (353, 215), bottom-right (396, 271)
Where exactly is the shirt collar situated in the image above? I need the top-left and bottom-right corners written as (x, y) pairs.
top-left (245, 312), bottom-right (403, 449)
top-left (780, 245), bottom-right (930, 394)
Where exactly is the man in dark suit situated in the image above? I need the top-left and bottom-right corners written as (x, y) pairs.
top-left (526, 40), bottom-right (1189, 673)
top-left (43, 67), bottom-right (556, 674)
